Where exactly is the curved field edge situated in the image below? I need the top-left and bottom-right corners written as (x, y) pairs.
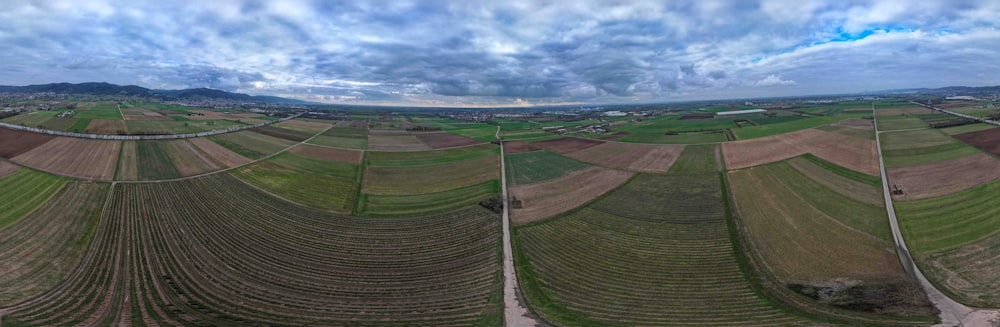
top-left (721, 171), bottom-right (940, 326)
top-left (357, 180), bottom-right (500, 217)
top-left (0, 168), bottom-right (68, 230)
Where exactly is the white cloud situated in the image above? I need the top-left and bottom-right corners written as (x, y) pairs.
top-left (755, 75), bottom-right (797, 87)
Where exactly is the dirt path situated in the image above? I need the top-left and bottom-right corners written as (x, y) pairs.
top-left (497, 126), bottom-right (545, 326)
top-left (873, 103), bottom-right (998, 327)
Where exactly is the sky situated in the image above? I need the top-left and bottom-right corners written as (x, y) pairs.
top-left (1, 1), bottom-right (998, 106)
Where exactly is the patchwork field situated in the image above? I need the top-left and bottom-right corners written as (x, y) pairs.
top-left (897, 179), bottom-right (1000, 307)
top-left (879, 129), bottom-right (980, 167)
top-left (505, 150), bottom-right (591, 185)
top-left (516, 173), bottom-right (810, 326)
top-left (509, 167), bottom-right (633, 225)
top-left (669, 144), bottom-right (720, 174)
top-left (532, 137), bottom-right (603, 154)
top-left (188, 137), bottom-right (253, 167)
top-left (413, 131), bottom-right (481, 148)
top-left (367, 132), bottom-right (433, 151)
top-left (0, 181), bottom-right (106, 306)
top-left (307, 126), bottom-right (368, 149)
top-left (0, 128), bottom-right (55, 158)
top-left (729, 162), bottom-right (933, 316)
top-left (561, 141), bottom-right (684, 172)
top-left (0, 161), bottom-right (19, 177)
top-left (84, 118), bottom-right (128, 134)
top-left (12, 137), bottom-right (120, 180)
top-left (275, 119), bottom-right (333, 133)
top-left (722, 128), bottom-right (878, 175)
top-left (232, 152), bottom-right (360, 212)
top-left (0, 174), bottom-right (503, 326)
top-left (208, 130), bottom-right (297, 159)
top-left (0, 168), bottom-right (67, 230)
top-left (502, 140), bottom-right (541, 154)
top-left (358, 180), bottom-right (499, 217)
top-left (363, 155), bottom-right (497, 195)
top-left (288, 143), bottom-right (363, 164)
top-left (250, 125), bottom-right (315, 142)
top-left (887, 153), bottom-right (1000, 201)
top-left (953, 127), bottom-right (1000, 155)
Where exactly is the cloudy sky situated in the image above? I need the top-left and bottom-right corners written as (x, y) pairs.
top-left (1, 1), bottom-right (998, 106)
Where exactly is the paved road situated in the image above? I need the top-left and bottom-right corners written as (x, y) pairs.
top-left (496, 126), bottom-right (544, 327)
top-left (872, 103), bottom-right (985, 326)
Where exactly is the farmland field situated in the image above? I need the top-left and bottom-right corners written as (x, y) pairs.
top-left (561, 142), bottom-right (684, 172)
top-left (0, 168), bottom-right (67, 230)
top-left (413, 131), bottom-right (482, 148)
top-left (232, 152), bottom-right (360, 212)
top-left (515, 173), bottom-right (811, 326)
top-left (367, 132), bottom-right (432, 151)
top-left (250, 125), bottom-right (315, 142)
top-left (133, 141), bottom-right (182, 180)
top-left (208, 130), bottom-right (297, 159)
top-left (0, 127), bottom-right (54, 158)
top-left (287, 143), bottom-right (363, 163)
top-left (366, 143), bottom-right (497, 167)
top-left (879, 129), bottom-right (980, 167)
top-left (188, 137), bottom-right (252, 167)
top-left (84, 118), bottom-right (127, 134)
top-left (0, 181), bottom-right (106, 306)
top-left (275, 119), bottom-right (332, 133)
top-left (307, 126), bottom-right (368, 149)
top-left (887, 153), bottom-right (1000, 201)
top-left (0, 161), bottom-right (18, 177)
top-left (668, 144), bottom-right (719, 173)
top-left (723, 128), bottom-right (878, 175)
top-left (12, 137), bottom-right (120, 180)
top-left (358, 180), bottom-right (499, 217)
top-left (505, 150), bottom-right (591, 185)
top-left (953, 127), bottom-right (1000, 155)
top-left (509, 167), bottom-right (633, 225)
top-left (502, 140), bottom-right (541, 154)
top-left (363, 154), bottom-right (498, 195)
top-left (0, 174), bottom-right (502, 326)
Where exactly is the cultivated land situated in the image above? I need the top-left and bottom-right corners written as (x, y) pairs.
top-left (413, 131), bottom-right (482, 148)
top-left (367, 131), bottom-right (433, 151)
top-left (12, 137), bottom-right (120, 180)
top-left (307, 126), bottom-right (368, 149)
top-left (11, 174), bottom-right (502, 326)
top-left (0, 168), bottom-right (66, 230)
top-left (897, 179), bottom-right (1000, 307)
top-left (133, 141), bottom-right (182, 180)
top-left (516, 173), bottom-right (811, 326)
top-left (358, 180), bottom-right (499, 217)
top-left (505, 150), bottom-right (591, 185)
top-left (208, 130), bottom-right (297, 159)
top-left (879, 129), bottom-right (980, 167)
top-left (363, 154), bottom-right (498, 195)
top-left (0, 128), bottom-right (54, 158)
top-left (729, 162), bottom-right (934, 317)
top-left (232, 152), bottom-right (360, 212)
top-left (509, 166), bottom-right (633, 225)
top-left (669, 144), bottom-right (720, 174)
top-left (187, 137), bottom-right (252, 167)
top-left (887, 153), bottom-right (1000, 201)
top-left (287, 143), bottom-right (363, 164)
top-left (162, 139), bottom-right (229, 176)
top-left (84, 119), bottom-right (127, 134)
top-left (953, 127), bottom-right (1000, 155)
top-left (0, 181), bottom-right (106, 306)
top-left (275, 119), bottom-right (333, 133)
top-left (250, 125), bottom-right (315, 142)
top-left (501, 140), bottom-right (541, 154)
top-left (0, 161), bottom-right (19, 177)
top-left (723, 128), bottom-right (879, 175)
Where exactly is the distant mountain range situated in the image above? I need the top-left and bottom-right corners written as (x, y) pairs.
top-left (0, 82), bottom-right (309, 104)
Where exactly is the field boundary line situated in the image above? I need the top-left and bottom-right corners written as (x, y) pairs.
top-left (0, 111), bottom-right (303, 141)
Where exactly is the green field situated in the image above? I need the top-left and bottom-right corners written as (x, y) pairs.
top-left (939, 123), bottom-right (997, 135)
top-left (800, 153), bottom-right (881, 186)
top-left (733, 116), bottom-right (852, 139)
top-left (515, 173), bottom-right (811, 326)
top-left (208, 130), bottom-right (297, 159)
top-left (358, 180), bottom-right (499, 217)
top-left (308, 126), bottom-right (368, 149)
top-left (75, 103), bottom-right (123, 120)
top-left (232, 152), bottom-right (360, 212)
top-left (505, 150), bottom-right (590, 185)
top-left (135, 141), bottom-right (182, 180)
top-left (363, 154), bottom-right (498, 195)
top-left (126, 119), bottom-right (245, 135)
top-left (67, 118), bottom-right (91, 133)
top-left (668, 144), bottom-right (718, 173)
top-left (897, 179), bottom-right (1000, 254)
top-left (815, 124), bottom-right (875, 139)
top-left (0, 169), bottom-right (67, 230)
top-left (619, 130), bottom-right (729, 144)
top-left (880, 129), bottom-right (980, 167)
top-left (367, 144), bottom-right (497, 167)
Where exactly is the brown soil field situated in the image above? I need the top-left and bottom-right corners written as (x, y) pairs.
top-left (337, 120), bottom-right (369, 128)
top-left (363, 155), bottom-right (498, 195)
top-left (953, 127), bottom-right (1000, 156)
top-left (367, 134), bottom-right (433, 151)
top-left (152, 109), bottom-right (182, 115)
top-left (116, 141), bottom-right (138, 180)
top-left (277, 119), bottom-right (333, 132)
top-left (832, 118), bottom-right (874, 130)
top-left (888, 153), bottom-right (1000, 201)
top-left (122, 114), bottom-right (170, 121)
top-left (413, 131), bottom-right (481, 148)
top-left (876, 107), bottom-right (935, 116)
top-left (566, 142), bottom-right (684, 173)
top-left (723, 129), bottom-right (879, 175)
top-left (163, 139), bottom-right (227, 176)
top-left (510, 166), bottom-right (634, 225)
top-left (288, 144), bottom-right (363, 164)
top-left (187, 137), bottom-right (252, 167)
top-left (368, 129), bottom-right (409, 135)
top-left (532, 137), bottom-right (604, 154)
top-left (13, 137), bottom-right (120, 180)
top-left (0, 160), bottom-right (19, 177)
top-left (84, 119), bottom-right (128, 134)
top-left (0, 128), bottom-right (54, 158)
top-left (502, 140), bottom-right (541, 154)
top-left (599, 131), bottom-right (631, 140)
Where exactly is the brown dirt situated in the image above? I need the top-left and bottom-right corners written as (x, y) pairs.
top-left (276, 119), bottom-right (333, 132)
top-left (599, 131), bottom-right (631, 140)
top-left (367, 134), bottom-right (433, 151)
top-left (953, 127), bottom-right (1000, 156)
top-left (368, 129), bottom-right (409, 135)
top-left (122, 115), bottom-right (170, 121)
top-left (532, 137), bottom-right (604, 154)
top-left (0, 160), bottom-right (19, 177)
top-left (116, 141), bottom-right (138, 180)
top-left (888, 153), bottom-right (1000, 201)
top-left (832, 118), bottom-right (874, 130)
top-left (363, 155), bottom-right (497, 195)
top-left (723, 129), bottom-right (879, 175)
top-left (502, 140), bottom-right (541, 154)
top-left (12, 137), bottom-right (120, 180)
top-left (162, 140), bottom-right (227, 176)
top-left (187, 137), bottom-right (252, 168)
top-left (510, 167), bottom-right (634, 225)
top-left (413, 132), bottom-right (481, 149)
top-left (787, 157), bottom-right (882, 205)
top-left (288, 144), bottom-right (363, 164)
top-left (566, 142), bottom-right (684, 173)
top-left (85, 119), bottom-right (128, 134)
top-left (0, 128), bottom-right (55, 158)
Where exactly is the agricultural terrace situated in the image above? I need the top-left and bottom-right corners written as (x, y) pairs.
top-left (307, 126), bottom-right (368, 149)
top-left (232, 150), bottom-right (361, 213)
top-left (887, 153), bottom-right (1000, 201)
top-left (208, 130), bottom-right (298, 159)
top-left (12, 137), bottom-right (120, 180)
top-left (722, 128), bottom-right (878, 175)
top-left (509, 167), bottom-right (633, 225)
top-left (0, 127), bottom-right (54, 158)
top-left (953, 127), bottom-right (1000, 155)
top-left (367, 129), bottom-right (433, 151)
top-left (668, 144), bottom-right (720, 174)
top-left (728, 161), bottom-right (934, 317)
top-left (896, 179), bottom-right (1000, 307)
top-left (505, 150), bottom-right (591, 185)
top-left (515, 173), bottom-right (810, 326)
top-left (0, 174), bottom-right (503, 326)
top-left (0, 181), bottom-right (106, 306)
top-left (879, 129), bottom-right (980, 167)
top-left (0, 168), bottom-right (67, 230)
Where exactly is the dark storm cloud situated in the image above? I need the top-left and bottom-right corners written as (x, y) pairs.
top-left (0, 1), bottom-right (998, 104)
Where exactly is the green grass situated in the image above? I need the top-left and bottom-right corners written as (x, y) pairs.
top-left (897, 179), bottom-right (1000, 254)
top-left (505, 150), bottom-right (590, 185)
top-left (41, 117), bottom-right (78, 131)
top-left (208, 130), bottom-right (296, 159)
top-left (75, 104), bottom-right (123, 120)
top-left (136, 141), bottom-right (182, 180)
top-left (2, 113), bottom-right (51, 127)
top-left (232, 152), bottom-right (359, 212)
top-left (619, 130), bottom-right (728, 144)
top-left (500, 130), bottom-right (553, 140)
top-left (880, 129), bottom-right (981, 167)
top-left (733, 116), bottom-right (850, 139)
top-left (876, 117), bottom-right (927, 131)
top-left (357, 180), bottom-right (498, 217)
top-left (67, 118), bottom-right (91, 133)
top-left (307, 127), bottom-right (368, 149)
top-left (940, 123), bottom-right (997, 135)
top-left (668, 144), bottom-right (718, 173)
top-left (801, 154), bottom-right (881, 185)
top-left (367, 144), bottom-right (497, 167)
top-left (0, 169), bottom-right (67, 230)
